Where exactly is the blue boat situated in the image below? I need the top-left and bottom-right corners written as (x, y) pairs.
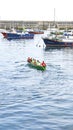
top-left (1, 31), bottom-right (34, 40)
top-left (42, 34), bottom-right (73, 48)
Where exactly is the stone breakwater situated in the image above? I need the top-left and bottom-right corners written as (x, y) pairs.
top-left (0, 20), bottom-right (73, 30)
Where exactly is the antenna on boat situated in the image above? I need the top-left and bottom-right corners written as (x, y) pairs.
top-left (54, 8), bottom-right (55, 22)
top-left (54, 8), bottom-right (56, 27)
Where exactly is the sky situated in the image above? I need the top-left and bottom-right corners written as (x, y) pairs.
top-left (0, 0), bottom-right (73, 21)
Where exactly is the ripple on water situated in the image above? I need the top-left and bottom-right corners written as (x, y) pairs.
top-left (0, 36), bottom-right (73, 129)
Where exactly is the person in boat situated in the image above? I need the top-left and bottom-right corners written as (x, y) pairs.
top-left (27, 57), bottom-right (32, 63)
top-left (41, 61), bottom-right (46, 67)
top-left (32, 59), bottom-right (37, 65)
top-left (36, 60), bottom-right (41, 66)
top-left (27, 57), bottom-right (46, 67)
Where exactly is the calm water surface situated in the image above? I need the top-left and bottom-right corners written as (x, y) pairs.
top-left (0, 33), bottom-right (73, 130)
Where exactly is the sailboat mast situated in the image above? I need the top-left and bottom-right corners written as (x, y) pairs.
top-left (54, 8), bottom-right (55, 22)
top-left (54, 8), bottom-right (55, 26)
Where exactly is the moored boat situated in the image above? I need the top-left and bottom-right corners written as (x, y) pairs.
top-left (42, 34), bottom-right (73, 48)
top-left (29, 30), bottom-right (44, 34)
top-left (27, 57), bottom-right (46, 71)
top-left (1, 30), bottom-right (34, 40)
top-left (27, 29), bottom-right (44, 34)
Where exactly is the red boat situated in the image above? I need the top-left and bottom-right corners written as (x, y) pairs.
top-left (28, 29), bottom-right (44, 34)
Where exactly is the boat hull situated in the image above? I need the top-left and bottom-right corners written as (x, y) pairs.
top-left (43, 38), bottom-right (73, 48)
top-left (29, 31), bottom-right (44, 34)
top-left (1, 32), bottom-right (34, 40)
top-left (28, 62), bottom-right (46, 71)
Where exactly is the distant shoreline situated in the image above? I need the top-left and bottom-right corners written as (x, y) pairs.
top-left (0, 20), bottom-right (73, 30)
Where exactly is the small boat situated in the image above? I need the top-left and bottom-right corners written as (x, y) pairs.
top-left (28, 29), bottom-right (44, 34)
top-left (27, 57), bottom-right (46, 71)
top-left (1, 29), bottom-right (34, 40)
top-left (29, 31), bottom-right (44, 34)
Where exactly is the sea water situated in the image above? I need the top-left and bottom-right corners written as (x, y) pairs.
top-left (0, 33), bottom-right (73, 130)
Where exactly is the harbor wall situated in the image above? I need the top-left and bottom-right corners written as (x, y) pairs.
top-left (0, 20), bottom-right (73, 30)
